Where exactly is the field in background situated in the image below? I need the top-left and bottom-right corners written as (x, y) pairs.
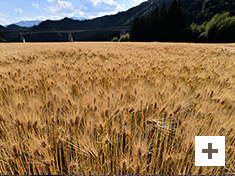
top-left (0, 42), bottom-right (234, 175)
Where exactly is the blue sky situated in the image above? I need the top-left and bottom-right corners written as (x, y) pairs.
top-left (0, 0), bottom-right (146, 25)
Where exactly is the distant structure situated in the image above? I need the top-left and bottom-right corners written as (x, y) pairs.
top-left (0, 27), bottom-right (130, 42)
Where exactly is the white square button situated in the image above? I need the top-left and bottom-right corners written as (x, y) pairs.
top-left (195, 136), bottom-right (225, 166)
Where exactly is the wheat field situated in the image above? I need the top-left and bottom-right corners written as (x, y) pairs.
top-left (0, 42), bottom-right (234, 175)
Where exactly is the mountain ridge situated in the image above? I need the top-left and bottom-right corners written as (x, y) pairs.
top-left (5, 20), bottom-right (42, 28)
top-left (1, 0), bottom-right (235, 42)
top-left (31, 0), bottom-right (235, 31)
top-left (31, 1), bottom-right (159, 31)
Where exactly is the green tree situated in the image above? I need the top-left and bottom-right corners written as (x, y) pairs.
top-left (165, 0), bottom-right (186, 42)
top-left (139, 16), bottom-right (148, 41)
top-left (198, 12), bottom-right (235, 43)
top-left (111, 36), bottom-right (119, 42)
top-left (119, 33), bottom-right (130, 42)
top-left (0, 35), bottom-right (7, 42)
top-left (145, 15), bottom-right (151, 41)
top-left (150, 6), bottom-right (160, 41)
top-left (130, 17), bottom-right (141, 41)
top-left (216, 14), bottom-right (235, 43)
top-left (159, 3), bottom-right (167, 41)
top-left (130, 16), bottom-right (148, 41)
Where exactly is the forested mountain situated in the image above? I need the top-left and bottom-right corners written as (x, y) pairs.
top-left (31, 0), bottom-right (235, 31)
top-left (12, 20), bottom-right (41, 27)
top-left (184, 0), bottom-right (235, 25)
top-left (31, 1), bottom-right (161, 31)
top-left (0, 25), bottom-right (6, 31)
top-left (0, 25), bottom-right (7, 42)
top-left (1, 0), bottom-right (235, 42)
top-left (6, 24), bottom-right (29, 31)
top-left (0, 25), bottom-right (30, 42)
top-left (129, 0), bottom-right (235, 43)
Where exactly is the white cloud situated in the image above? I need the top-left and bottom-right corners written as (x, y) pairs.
top-left (78, 0), bottom-right (125, 19)
top-left (35, 15), bottom-right (48, 21)
top-left (43, 0), bottom-right (126, 20)
top-left (98, 11), bottom-right (116, 17)
top-left (32, 3), bottom-right (40, 9)
top-left (0, 17), bottom-right (9, 25)
top-left (47, 0), bottom-right (84, 17)
top-left (15, 8), bottom-right (23, 13)
top-left (90, 0), bottom-right (126, 12)
top-left (0, 13), bottom-right (6, 17)
top-left (18, 17), bottom-right (35, 21)
top-left (50, 15), bottom-right (64, 20)
top-left (87, 15), bottom-right (97, 19)
top-left (12, 15), bottom-right (63, 25)
top-left (18, 15), bottom-right (63, 22)
top-left (35, 15), bottom-right (62, 21)
top-left (90, 0), bottom-right (124, 8)
top-left (132, 0), bottom-right (146, 2)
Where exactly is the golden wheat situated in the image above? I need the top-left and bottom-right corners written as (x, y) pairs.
top-left (0, 42), bottom-right (234, 175)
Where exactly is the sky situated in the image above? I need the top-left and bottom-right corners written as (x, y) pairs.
top-left (0, 0), bottom-right (147, 26)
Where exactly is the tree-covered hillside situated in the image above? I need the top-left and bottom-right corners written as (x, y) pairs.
top-left (6, 24), bottom-right (29, 31)
top-left (0, 25), bottom-right (7, 42)
top-left (0, 25), bottom-right (6, 31)
top-left (31, 1), bottom-right (161, 32)
top-left (184, 0), bottom-right (235, 25)
top-left (129, 0), bottom-right (235, 43)
top-left (1, 0), bottom-right (235, 42)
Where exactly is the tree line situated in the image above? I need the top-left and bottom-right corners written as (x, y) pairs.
top-left (129, 0), bottom-right (235, 43)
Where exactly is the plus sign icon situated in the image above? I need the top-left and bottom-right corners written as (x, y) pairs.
top-left (195, 136), bottom-right (225, 166)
